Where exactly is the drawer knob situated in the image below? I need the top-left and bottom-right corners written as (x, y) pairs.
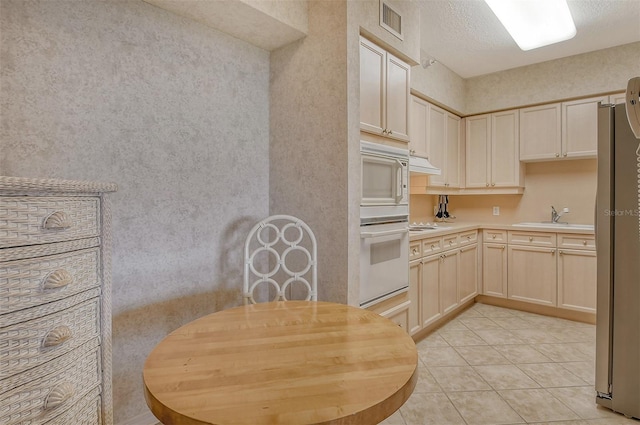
top-left (492, 234), bottom-right (496, 239)
top-left (43, 211), bottom-right (72, 230)
top-left (42, 269), bottom-right (74, 290)
top-left (42, 325), bottom-right (73, 348)
top-left (44, 382), bottom-right (75, 410)
top-left (583, 240), bottom-right (588, 246)
top-left (449, 240), bottom-right (453, 245)
top-left (529, 237), bottom-right (533, 242)
top-left (431, 244), bottom-right (435, 249)
top-left (467, 236), bottom-right (471, 240)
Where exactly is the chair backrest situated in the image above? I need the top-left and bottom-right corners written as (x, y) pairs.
top-left (243, 215), bottom-right (317, 304)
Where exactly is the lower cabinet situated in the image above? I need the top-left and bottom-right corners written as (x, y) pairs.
top-left (408, 230), bottom-right (478, 336)
top-left (508, 245), bottom-right (558, 306)
top-left (557, 248), bottom-right (597, 313)
top-left (481, 230), bottom-right (596, 315)
top-left (482, 243), bottom-right (507, 298)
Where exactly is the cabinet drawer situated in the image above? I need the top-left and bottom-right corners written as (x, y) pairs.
top-left (508, 231), bottom-right (556, 247)
top-left (458, 230), bottom-right (478, 246)
top-left (409, 241), bottom-right (422, 260)
top-left (0, 247), bottom-right (101, 315)
top-left (0, 297), bottom-right (100, 380)
top-left (380, 300), bottom-right (410, 332)
top-left (0, 197), bottom-right (100, 249)
top-left (443, 234), bottom-right (458, 250)
top-left (422, 237), bottom-right (443, 255)
top-left (483, 230), bottom-right (507, 243)
top-left (46, 386), bottom-right (102, 425)
top-left (0, 343), bottom-right (101, 425)
top-left (557, 233), bottom-right (595, 250)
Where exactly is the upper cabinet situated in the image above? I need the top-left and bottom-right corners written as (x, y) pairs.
top-left (409, 95), bottom-right (429, 158)
top-left (428, 104), bottom-right (461, 188)
top-left (465, 110), bottom-right (523, 189)
top-left (520, 95), bottom-right (607, 161)
top-left (360, 37), bottom-right (410, 142)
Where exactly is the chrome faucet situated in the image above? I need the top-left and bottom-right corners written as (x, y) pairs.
top-left (551, 206), bottom-right (569, 223)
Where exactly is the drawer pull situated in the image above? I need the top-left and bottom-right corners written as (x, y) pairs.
top-left (42, 269), bottom-right (74, 290)
top-left (44, 382), bottom-right (75, 410)
top-left (431, 244), bottom-right (435, 249)
top-left (529, 237), bottom-right (533, 242)
top-left (583, 240), bottom-right (588, 246)
top-left (492, 234), bottom-right (496, 239)
top-left (42, 325), bottom-right (73, 348)
top-left (43, 211), bottom-right (72, 230)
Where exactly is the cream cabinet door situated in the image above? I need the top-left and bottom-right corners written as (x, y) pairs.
top-left (508, 245), bottom-right (557, 306)
top-left (446, 113), bottom-right (461, 188)
top-left (520, 103), bottom-right (562, 161)
top-left (421, 253), bottom-right (442, 328)
top-left (440, 250), bottom-right (459, 315)
top-left (408, 259), bottom-right (422, 335)
top-left (491, 110), bottom-right (522, 187)
top-left (557, 248), bottom-right (597, 313)
top-left (359, 37), bottom-right (385, 136)
top-left (465, 114), bottom-right (491, 188)
top-left (482, 243), bottom-right (507, 298)
top-left (458, 244), bottom-right (478, 304)
top-left (561, 96), bottom-right (607, 159)
top-left (427, 104), bottom-right (447, 187)
top-left (385, 52), bottom-right (410, 142)
top-left (409, 95), bottom-right (429, 158)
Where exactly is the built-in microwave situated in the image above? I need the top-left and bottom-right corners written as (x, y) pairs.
top-left (360, 141), bottom-right (409, 209)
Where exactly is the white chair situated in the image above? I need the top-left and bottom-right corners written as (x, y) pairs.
top-left (243, 215), bottom-right (317, 304)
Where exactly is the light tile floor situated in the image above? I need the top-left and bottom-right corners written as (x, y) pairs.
top-left (381, 302), bottom-right (639, 425)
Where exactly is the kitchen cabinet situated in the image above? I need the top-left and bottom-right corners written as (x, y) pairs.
top-left (557, 234), bottom-right (597, 313)
top-left (428, 104), bottom-right (461, 188)
top-left (409, 95), bottom-right (430, 159)
top-left (561, 95), bottom-right (608, 159)
top-left (359, 37), bottom-right (410, 142)
top-left (520, 96), bottom-right (606, 161)
top-left (409, 230), bottom-right (478, 335)
top-left (465, 110), bottom-right (523, 189)
top-left (482, 230), bottom-right (508, 298)
top-left (508, 244), bottom-right (557, 306)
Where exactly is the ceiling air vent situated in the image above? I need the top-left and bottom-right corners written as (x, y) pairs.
top-left (380, 1), bottom-right (403, 40)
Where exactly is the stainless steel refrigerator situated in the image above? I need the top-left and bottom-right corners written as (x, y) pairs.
top-left (595, 101), bottom-right (640, 419)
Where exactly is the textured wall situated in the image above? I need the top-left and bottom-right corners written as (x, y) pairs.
top-left (410, 56), bottom-right (467, 116)
top-left (270, 0), bottom-right (350, 304)
top-left (0, 0), bottom-right (270, 422)
top-left (465, 42), bottom-right (640, 115)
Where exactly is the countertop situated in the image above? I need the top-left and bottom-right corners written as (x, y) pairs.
top-left (409, 221), bottom-right (595, 241)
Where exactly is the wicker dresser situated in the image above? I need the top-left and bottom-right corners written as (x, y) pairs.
top-left (0, 176), bottom-right (117, 425)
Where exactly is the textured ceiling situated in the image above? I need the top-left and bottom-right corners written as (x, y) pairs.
top-left (419, 0), bottom-right (640, 78)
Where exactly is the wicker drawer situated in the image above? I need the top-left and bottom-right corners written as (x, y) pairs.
top-left (0, 248), bottom-right (101, 315)
top-left (508, 231), bottom-right (556, 247)
top-left (458, 230), bottom-right (478, 246)
top-left (557, 233), bottom-right (595, 251)
top-left (0, 344), bottom-right (101, 425)
top-left (0, 197), bottom-right (100, 249)
top-left (46, 386), bottom-right (101, 425)
top-left (0, 298), bottom-right (100, 380)
top-left (483, 230), bottom-right (507, 243)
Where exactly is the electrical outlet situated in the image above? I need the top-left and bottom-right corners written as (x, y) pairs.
top-left (492, 206), bottom-right (500, 216)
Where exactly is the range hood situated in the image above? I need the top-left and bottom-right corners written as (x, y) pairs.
top-left (409, 156), bottom-right (441, 175)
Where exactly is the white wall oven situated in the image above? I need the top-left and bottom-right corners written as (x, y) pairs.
top-left (359, 141), bottom-right (410, 308)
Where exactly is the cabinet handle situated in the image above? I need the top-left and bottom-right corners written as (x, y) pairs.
top-left (529, 237), bottom-right (533, 242)
top-left (42, 325), bottom-right (73, 348)
top-left (501, 246), bottom-right (505, 250)
top-left (555, 153), bottom-right (560, 157)
top-left (43, 211), bottom-right (72, 230)
top-left (388, 130), bottom-right (393, 135)
top-left (559, 250), bottom-right (564, 255)
top-left (551, 249), bottom-right (556, 255)
top-left (431, 244), bottom-right (436, 250)
top-left (491, 234), bottom-right (496, 239)
top-left (563, 153), bottom-right (567, 157)
top-left (382, 129), bottom-right (387, 135)
top-left (486, 183), bottom-right (490, 187)
top-left (42, 269), bottom-right (74, 290)
top-left (583, 240), bottom-right (588, 246)
top-left (467, 236), bottom-right (471, 240)
top-left (491, 183), bottom-right (495, 186)
top-left (449, 240), bottom-right (453, 245)
top-left (44, 382), bottom-right (75, 410)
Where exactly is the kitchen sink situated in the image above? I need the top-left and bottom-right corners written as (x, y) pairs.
top-left (512, 222), bottom-right (594, 231)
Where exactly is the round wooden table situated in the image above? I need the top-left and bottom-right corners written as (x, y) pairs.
top-left (143, 301), bottom-right (418, 424)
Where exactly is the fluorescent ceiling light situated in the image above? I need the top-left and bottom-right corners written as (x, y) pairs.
top-left (485, 0), bottom-right (577, 51)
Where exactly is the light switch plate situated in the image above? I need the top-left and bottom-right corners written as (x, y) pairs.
top-left (492, 206), bottom-right (500, 216)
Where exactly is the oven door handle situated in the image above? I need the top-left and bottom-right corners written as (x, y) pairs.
top-left (361, 227), bottom-right (408, 238)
